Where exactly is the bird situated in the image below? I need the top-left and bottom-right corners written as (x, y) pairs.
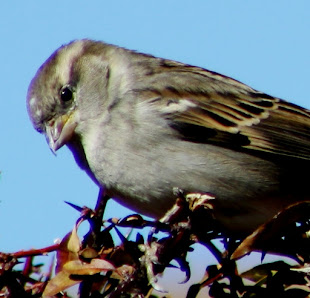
top-left (27, 39), bottom-right (310, 235)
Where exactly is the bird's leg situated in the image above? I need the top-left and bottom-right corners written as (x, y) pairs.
top-left (81, 189), bottom-right (110, 250)
top-left (79, 189), bottom-right (111, 297)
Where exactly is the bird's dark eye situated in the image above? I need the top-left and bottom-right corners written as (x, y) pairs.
top-left (60, 86), bottom-right (74, 102)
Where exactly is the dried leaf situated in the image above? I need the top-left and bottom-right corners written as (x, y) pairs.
top-left (285, 284), bottom-right (310, 293)
top-left (291, 263), bottom-right (310, 274)
top-left (56, 219), bottom-right (83, 273)
top-left (56, 233), bottom-right (80, 273)
top-left (43, 270), bottom-right (79, 297)
top-left (116, 214), bottom-right (147, 228)
top-left (67, 222), bottom-right (81, 253)
top-left (64, 258), bottom-right (115, 275)
top-left (241, 261), bottom-right (282, 283)
top-left (43, 259), bottom-right (114, 296)
top-left (80, 247), bottom-right (98, 259)
top-left (232, 201), bottom-right (310, 259)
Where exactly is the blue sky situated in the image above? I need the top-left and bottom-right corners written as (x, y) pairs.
top-left (0, 1), bottom-right (309, 296)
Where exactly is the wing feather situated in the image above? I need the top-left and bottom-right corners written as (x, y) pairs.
top-left (132, 60), bottom-right (310, 160)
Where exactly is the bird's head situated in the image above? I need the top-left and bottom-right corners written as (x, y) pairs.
top-left (27, 39), bottom-right (112, 153)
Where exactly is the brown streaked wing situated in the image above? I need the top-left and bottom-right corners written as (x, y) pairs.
top-left (136, 64), bottom-right (310, 160)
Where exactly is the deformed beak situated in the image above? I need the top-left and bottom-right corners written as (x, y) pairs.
top-left (45, 112), bottom-right (77, 154)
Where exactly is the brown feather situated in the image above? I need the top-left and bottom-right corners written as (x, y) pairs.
top-left (134, 63), bottom-right (310, 160)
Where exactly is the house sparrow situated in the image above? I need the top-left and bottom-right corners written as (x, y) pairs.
top-left (27, 39), bottom-right (310, 234)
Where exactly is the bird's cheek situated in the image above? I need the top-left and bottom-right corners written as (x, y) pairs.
top-left (45, 113), bottom-right (77, 154)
